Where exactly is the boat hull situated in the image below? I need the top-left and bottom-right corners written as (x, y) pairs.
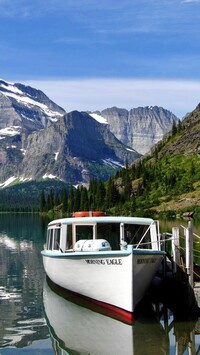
top-left (42, 247), bottom-right (164, 316)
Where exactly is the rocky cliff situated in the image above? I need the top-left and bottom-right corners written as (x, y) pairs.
top-left (0, 79), bottom-right (65, 133)
top-left (20, 111), bottom-right (140, 185)
top-left (0, 79), bottom-right (179, 187)
top-left (91, 106), bottom-right (179, 154)
top-left (0, 80), bottom-right (140, 185)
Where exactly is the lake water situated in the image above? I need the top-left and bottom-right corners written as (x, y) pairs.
top-left (0, 214), bottom-right (199, 354)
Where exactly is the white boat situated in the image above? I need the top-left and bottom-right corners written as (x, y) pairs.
top-left (41, 211), bottom-right (166, 321)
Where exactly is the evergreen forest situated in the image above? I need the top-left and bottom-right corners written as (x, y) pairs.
top-left (1, 117), bottom-right (200, 218)
top-left (40, 118), bottom-right (200, 218)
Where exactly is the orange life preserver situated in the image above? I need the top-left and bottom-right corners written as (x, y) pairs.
top-left (72, 211), bottom-right (105, 217)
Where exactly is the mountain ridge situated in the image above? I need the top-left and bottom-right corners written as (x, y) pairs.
top-left (91, 106), bottom-right (179, 155)
top-left (112, 103), bottom-right (200, 215)
top-left (0, 79), bottom-right (179, 188)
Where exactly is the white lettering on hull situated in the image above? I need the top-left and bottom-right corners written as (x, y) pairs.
top-left (85, 258), bottom-right (123, 265)
top-left (137, 258), bottom-right (156, 264)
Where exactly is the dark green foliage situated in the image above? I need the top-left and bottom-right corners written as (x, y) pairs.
top-left (67, 185), bottom-right (75, 213)
top-left (80, 186), bottom-right (89, 211)
top-left (171, 119), bottom-right (177, 135)
top-left (74, 186), bottom-right (81, 211)
top-left (40, 190), bottom-right (46, 212)
top-left (95, 180), bottom-right (106, 209)
top-left (39, 146), bottom-right (200, 217)
top-left (105, 178), bottom-right (120, 209)
top-left (61, 188), bottom-right (68, 213)
top-left (0, 179), bottom-right (69, 212)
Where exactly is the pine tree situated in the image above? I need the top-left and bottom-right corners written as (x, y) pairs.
top-left (88, 178), bottom-right (98, 209)
top-left (61, 188), bottom-right (68, 213)
top-left (74, 187), bottom-right (81, 211)
top-left (177, 119), bottom-right (183, 133)
top-left (80, 186), bottom-right (89, 210)
top-left (40, 190), bottom-right (46, 212)
top-left (68, 185), bottom-right (74, 213)
top-left (49, 189), bottom-right (54, 210)
top-left (105, 179), bottom-right (119, 208)
top-left (96, 180), bottom-right (106, 209)
top-left (172, 120), bottom-right (177, 135)
top-left (122, 169), bottom-right (132, 201)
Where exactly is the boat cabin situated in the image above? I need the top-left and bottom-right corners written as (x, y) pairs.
top-left (45, 215), bottom-right (160, 253)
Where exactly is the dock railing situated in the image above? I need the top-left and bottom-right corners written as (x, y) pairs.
top-left (165, 220), bottom-right (200, 288)
top-left (158, 221), bottom-right (200, 313)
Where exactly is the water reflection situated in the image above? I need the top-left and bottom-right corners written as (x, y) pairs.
top-left (159, 217), bottom-right (200, 234)
top-left (44, 279), bottom-right (200, 355)
top-left (159, 218), bottom-right (200, 265)
top-left (0, 214), bottom-right (199, 354)
top-left (43, 279), bottom-right (169, 355)
top-left (0, 214), bottom-right (51, 350)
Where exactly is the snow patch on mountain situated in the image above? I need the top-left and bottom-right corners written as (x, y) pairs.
top-left (102, 158), bottom-right (124, 168)
top-left (0, 79), bottom-right (64, 122)
top-left (3, 91), bottom-right (62, 119)
top-left (42, 173), bottom-right (57, 179)
top-left (89, 113), bottom-right (108, 124)
top-left (0, 126), bottom-right (21, 137)
top-left (0, 176), bottom-right (32, 188)
top-left (55, 152), bottom-right (59, 161)
top-left (0, 176), bottom-right (17, 187)
top-left (126, 147), bottom-right (135, 152)
top-left (0, 81), bottom-right (22, 94)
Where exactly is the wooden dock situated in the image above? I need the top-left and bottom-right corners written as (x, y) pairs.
top-left (152, 221), bottom-right (200, 316)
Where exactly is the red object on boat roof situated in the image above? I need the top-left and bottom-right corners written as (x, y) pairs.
top-left (72, 211), bottom-right (106, 217)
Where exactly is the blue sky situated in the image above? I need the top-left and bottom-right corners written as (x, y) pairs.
top-left (1, 0), bottom-right (200, 117)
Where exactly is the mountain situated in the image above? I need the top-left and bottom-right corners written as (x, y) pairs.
top-left (0, 79), bottom-right (65, 185)
top-left (0, 79), bottom-right (180, 190)
top-left (20, 111), bottom-right (140, 185)
top-left (159, 104), bottom-right (200, 157)
top-left (28, 104), bottom-right (200, 217)
top-left (0, 79), bottom-right (65, 133)
top-left (90, 106), bottom-right (179, 155)
top-left (109, 103), bottom-right (200, 216)
top-left (0, 80), bottom-right (140, 186)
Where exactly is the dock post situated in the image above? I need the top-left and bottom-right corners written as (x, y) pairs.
top-left (172, 227), bottom-right (180, 278)
top-left (185, 220), bottom-right (194, 287)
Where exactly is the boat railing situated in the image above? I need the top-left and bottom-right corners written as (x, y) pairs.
top-left (135, 222), bottom-right (153, 249)
top-left (133, 239), bottom-right (164, 249)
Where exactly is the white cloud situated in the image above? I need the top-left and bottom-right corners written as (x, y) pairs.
top-left (182, 0), bottom-right (200, 2)
top-left (21, 78), bottom-right (200, 118)
top-left (0, 0), bottom-right (129, 18)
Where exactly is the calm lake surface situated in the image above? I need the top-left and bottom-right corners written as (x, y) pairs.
top-left (0, 214), bottom-right (199, 354)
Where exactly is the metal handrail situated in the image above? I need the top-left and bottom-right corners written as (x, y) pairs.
top-left (135, 222), bottom-right (153, 249)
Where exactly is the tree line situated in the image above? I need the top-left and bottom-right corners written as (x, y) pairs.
top-left (1, 118), bottom-right (199, 217)
top-left (40, 178), bottom-right (121, 215)
top-left (40, 141), bottom-right (200, 218)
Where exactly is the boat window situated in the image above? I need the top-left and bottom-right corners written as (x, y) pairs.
top-left (97, 223), bottom-right (120, 250)
top-left (75, 225), bottom-right (93, 241)
top-left (124, 224), bottom-right (151, 249)
top-left (47, 228), bottom-right (61, 250)
top-left (53, 228), bottom-right (61, 250)
top-left (46, 230), bottom-right (49, 249)
top-left (66, 224), bottom-right (72, 250)
top-left (47, 229), bottom-right (53, 250)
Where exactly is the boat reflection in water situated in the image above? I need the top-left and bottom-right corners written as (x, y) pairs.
top-left (43, 278), bottom-right (169, 355)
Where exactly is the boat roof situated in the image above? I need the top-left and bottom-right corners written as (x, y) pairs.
top-left (48, 216), bottom-right (155, 227)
